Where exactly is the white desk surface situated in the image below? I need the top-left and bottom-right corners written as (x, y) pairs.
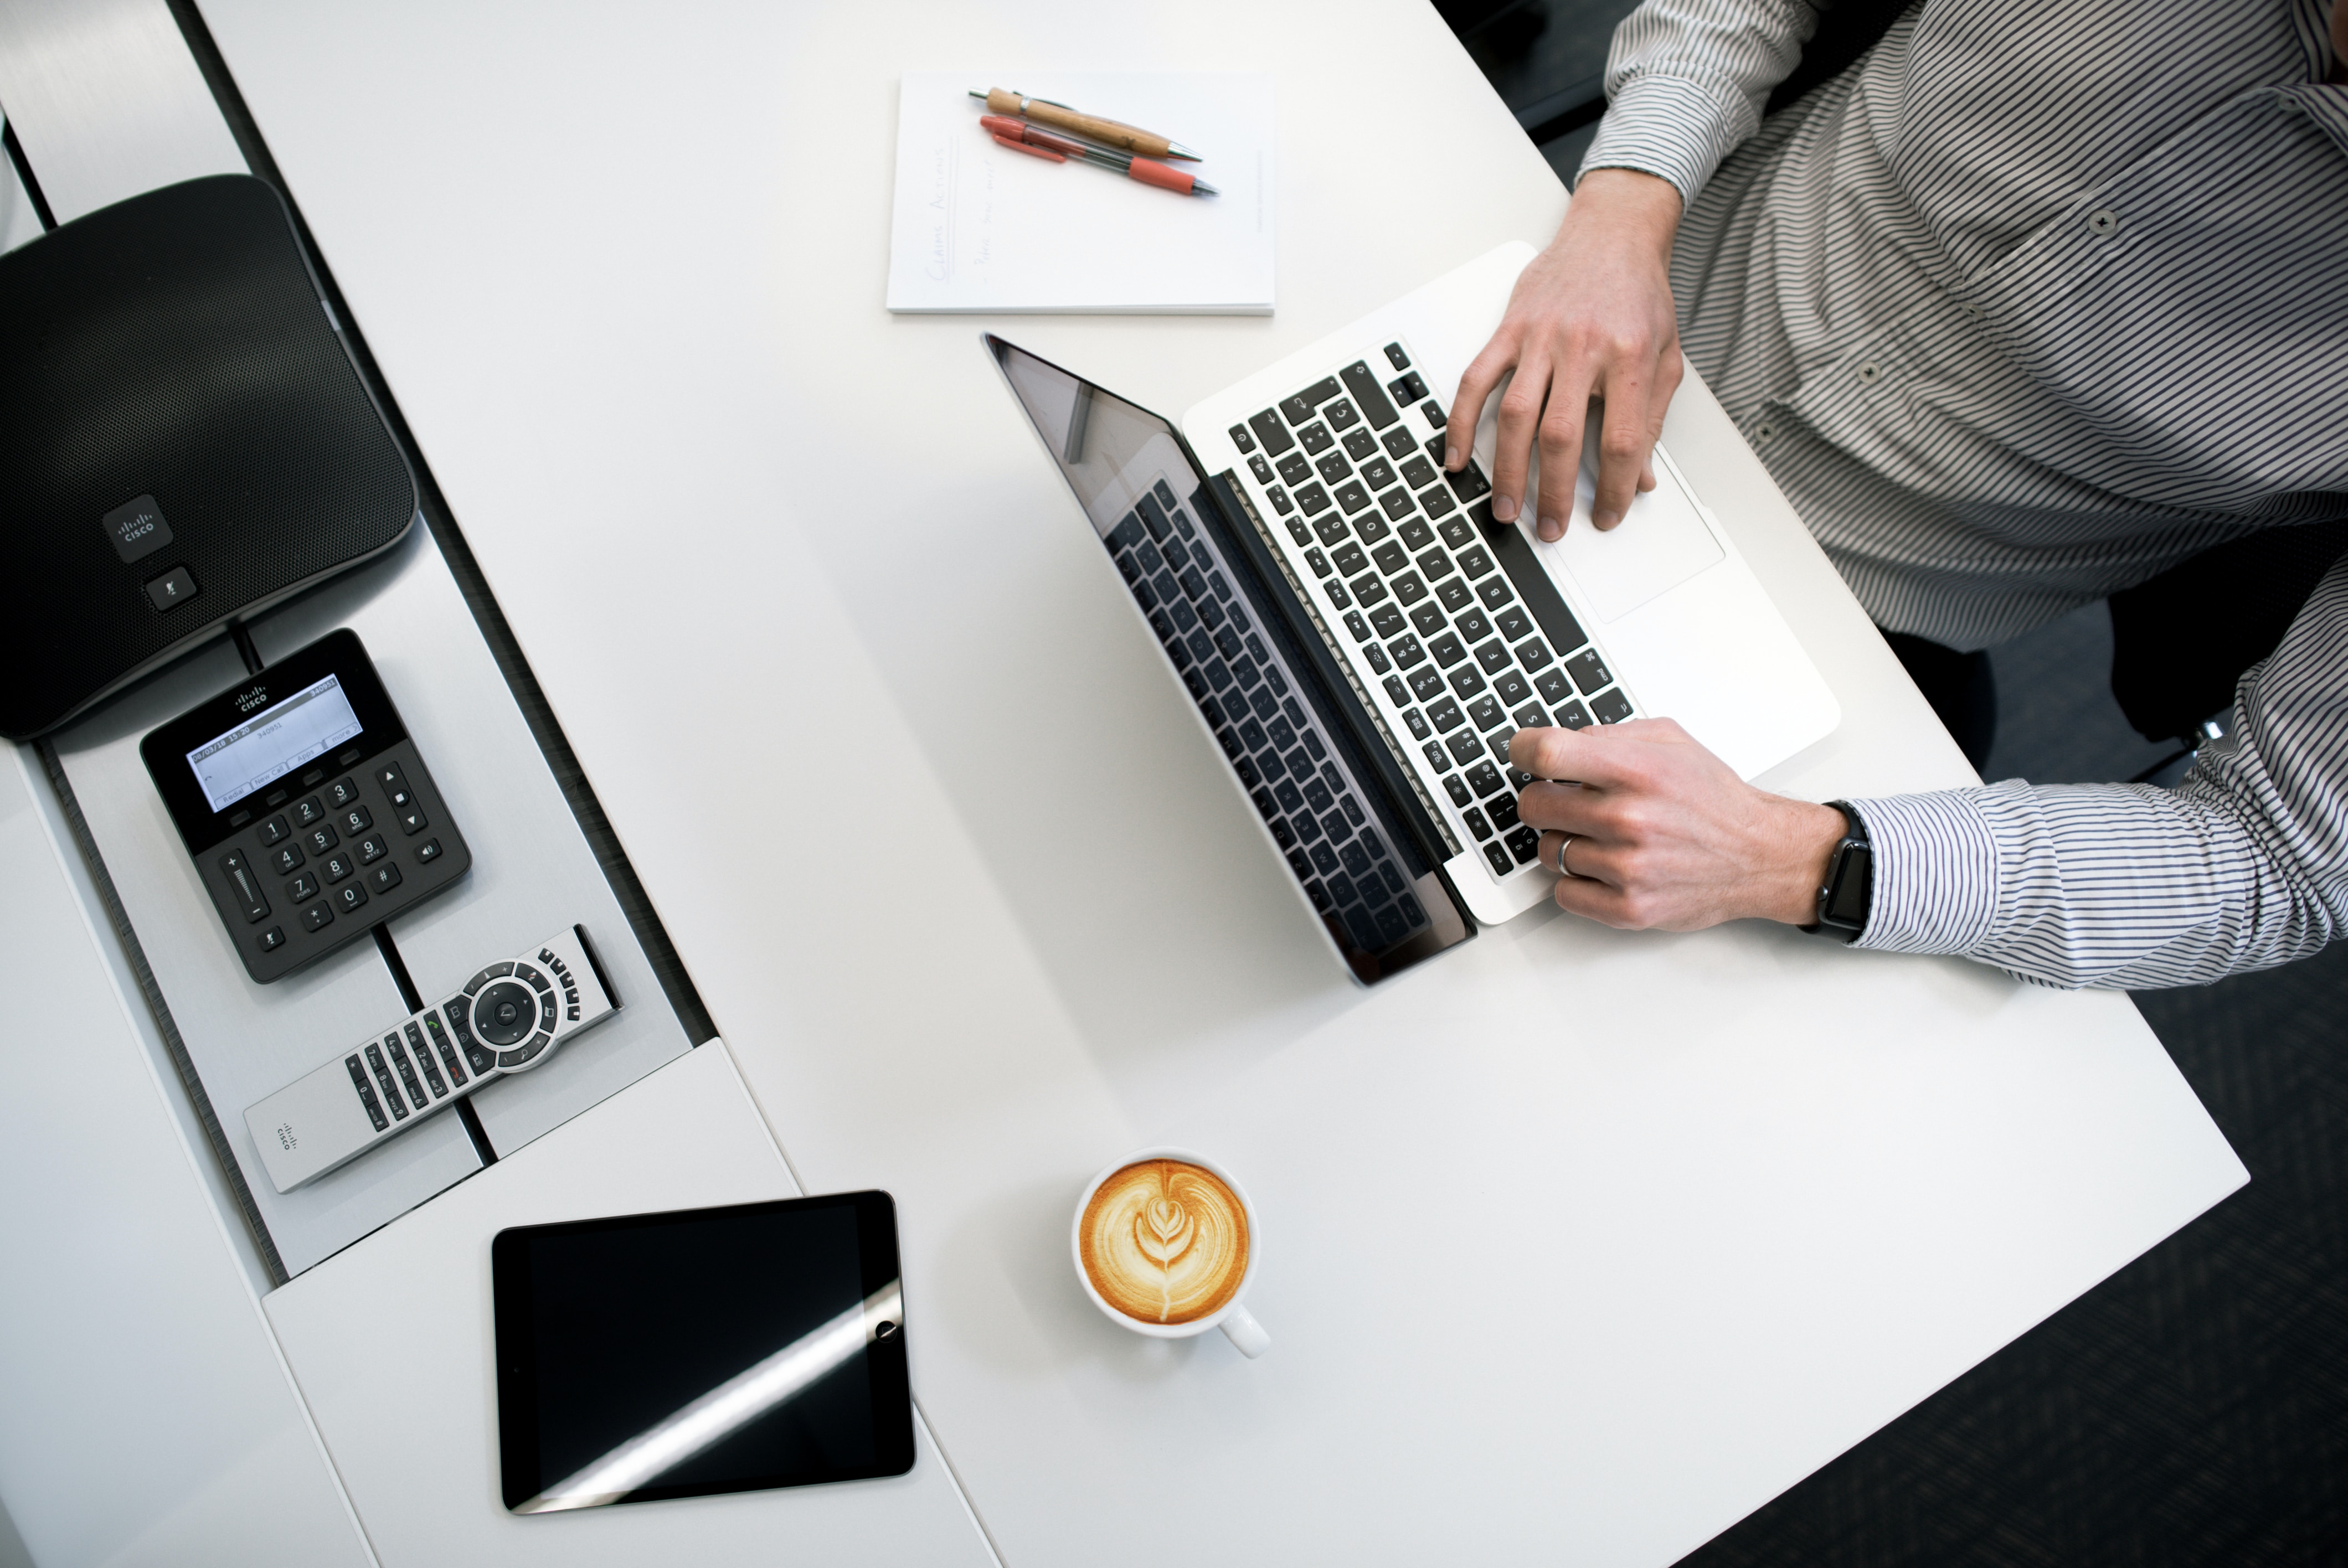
top-left (192, 2), bottom-right (2246, 1563)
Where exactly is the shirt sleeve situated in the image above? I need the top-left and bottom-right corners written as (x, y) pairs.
top-left (1579, 0), bottom-right (1826, 207)
top-left (1844, 554), bottom-right (2348, 989)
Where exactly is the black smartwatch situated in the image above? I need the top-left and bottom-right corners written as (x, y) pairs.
top-left (1802, 801), bottom-right (1872, 943)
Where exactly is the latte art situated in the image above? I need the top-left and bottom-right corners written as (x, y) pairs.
top-left (1079, 1159), bottom-right (1249, 1325)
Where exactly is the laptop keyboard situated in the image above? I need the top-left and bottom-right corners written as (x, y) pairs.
top-left (1105, 478), bottom-right (1433, 954)
top-left (1226, 341), bottom-right (1638, 884)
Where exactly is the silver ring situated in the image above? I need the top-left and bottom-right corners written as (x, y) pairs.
top-left (1554, 833), bottom-right (1577, 878)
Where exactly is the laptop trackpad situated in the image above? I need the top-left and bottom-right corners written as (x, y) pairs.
top-left (1537, 452), bottom-right (1724, 623)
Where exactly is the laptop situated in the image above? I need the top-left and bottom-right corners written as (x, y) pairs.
top-left (988, 241), bottom-right (1839, 984)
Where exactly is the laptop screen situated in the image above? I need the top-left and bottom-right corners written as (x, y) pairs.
top-left (987, 335), bottom-right (1472, 983)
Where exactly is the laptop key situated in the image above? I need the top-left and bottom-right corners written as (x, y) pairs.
top-left (1342, 427), bottom-right (1378, 460)
top-left (1400, 455), bottom-right (1438, 488)
top-left (1390, 571), bottom-right (1427, 606)
top-left (1535, 669), bottom-right (1574, 706)
top-left (1336, 481), bottom-right (1372, 514)
top-left (1316, 451), bottom-right (1352, 485)
top-left (1434, 576), bottom-right (1475, 612)
top-left (1285, 518), bottom-right (1311, 546)
top-left (1515, 636), bottom-right (1554, 671)
top-left (1382, 426), bottom-right (1419, 460)
top-left (1465, 761), bottom-right (1505, 798)
top-left (1378, 487), bottom-right (1415, 521)
top-left (1408, 667), bottom-right (1446, 702)
top-left (1389, 371), bottom-right (1428, 405)
top-left (1506, 824), bottom-right (1541, 864)
top-left (1297, 422), bottom-right (1333, 455)
top-left (1398, 516), bottom-right (1435, 550)
top-left (1249, 455), bottom-right (1274, 484)
top-left (1371, 541), bottom-right (1408, 575)
top-left (1469, 695), bottom-right (1506, 731)
top-left (1446, 731), bottom-right (1485, 767)
top-left (1487, 793), bottom-right (1522, 833)
top-left (1324, 398), bottom-right (1361, 432)
top-left (1361, 457), bottom-right (1396, 490)
top-left (1230, 423), bottom-right (1257, 453)
top-left (1402, 706), bottom-right (1431, 739)
top-left (1427, 695), bottom-right (1465, 733)
top-left (1429, 631), bottom-right (1468, 668)
top-left (1338, 361), bottom-right (1400, 430)
top-left (1419, 483), bottom-right (1458, 518)
top-left (1425, 740), bottom-right (1455, 774)
top-left (1475, 639), bottom-right (1512, 675)
top-left (1280, 378), bottom-right (1342, 426)
top-left (1276, 452), bottom-right (1311, 485)
top-left (1496, 605), bottom-right (1535, 641)
top-left (1455, 607), bottom-right (1492, 642)
top-left (1592, 689), bottom-right (1635, 724)
top-left (1483, 842), bottom-right (1515, 877)
top-left (1457, 545), bottom-right (1496, 579)
top-left (1269, 486), bottom-right (1295, 516)
top-left (1422, 400), bottom-right (1449, 428)
top-left (1305, 547), bottom-right (1332, 577)
top-left (1344, 611), bottom-right (1373, 642)
top-left (1351, 574), bottom-right (1389, 607)
top-left (1512, 703), bottom-right (1551, 731)
top-left (1449, 664), bottom-right (1487, 699)
top-left (1446, 461), bottom-right (1492, 502)
top-left (1296, 483), bottom-right (1330, 515)
top-left (1108, 513), bottom-right (1145, 551)
top-left (1477, 575), bottom-right (1515, 610)
top-left (1493, 670), bottom-right (1531, 705)
top-left (1368, 602), bottom-right (1406, 638)
top-left (1385, 342), bottom-right (1410, 370)
top-left (1409, 602), bottom-right (1447, 637)
top-left (1439, 515), bottom-right (1476, 549)
top-left (1567, 649), bottom-right (1613, 694)
top-left (1331, 542), bottom-right (1367, 577)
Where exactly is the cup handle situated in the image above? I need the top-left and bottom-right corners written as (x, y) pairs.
top-left (1218, 1303), bottom-right (1270, 1359)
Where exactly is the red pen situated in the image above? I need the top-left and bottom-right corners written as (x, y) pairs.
top-left (979, 114), bottom-right (1218, 198)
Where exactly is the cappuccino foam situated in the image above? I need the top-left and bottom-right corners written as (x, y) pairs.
top-left (1078, 1159), bottom-right (1249, 1325)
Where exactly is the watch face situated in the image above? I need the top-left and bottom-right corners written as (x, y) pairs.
top-left (1822, 841), bottom-right (1872, 932)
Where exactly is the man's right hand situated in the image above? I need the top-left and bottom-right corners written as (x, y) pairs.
top-left (1446, 168), bottom-right (1686, 541)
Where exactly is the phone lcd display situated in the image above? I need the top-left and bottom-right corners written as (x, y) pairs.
top-left (491, 1191), bottom-right (913, 1511)
top-left (185, 672), bottom-right (364, 812)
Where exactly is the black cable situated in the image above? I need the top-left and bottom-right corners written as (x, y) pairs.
top-left (1, 117), bottom-right (57, 230)
top-left (228, 620), bottom-right (264, 675)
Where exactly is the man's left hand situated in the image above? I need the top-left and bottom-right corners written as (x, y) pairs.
top-left (1510, 720), bottom-right (1848, 930)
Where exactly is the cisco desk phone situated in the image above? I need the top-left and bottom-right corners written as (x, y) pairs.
top-left (141, 628), bottom-right (470, 982)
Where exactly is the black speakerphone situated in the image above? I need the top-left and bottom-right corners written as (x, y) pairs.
top-left (141, 628), bottom-right (471, 982)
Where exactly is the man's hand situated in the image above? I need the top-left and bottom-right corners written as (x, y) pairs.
top-left (1446, 169), bottom-right (1685, 541)
top-left (1509, 719), bottom-right (1847, 931)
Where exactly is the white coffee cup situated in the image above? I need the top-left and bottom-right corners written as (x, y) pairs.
top-left (1071, 1147), bottom-right (1270, 1359)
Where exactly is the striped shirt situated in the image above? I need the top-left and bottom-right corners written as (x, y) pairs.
top-left (1577, 0), bottom-right (2348, 987)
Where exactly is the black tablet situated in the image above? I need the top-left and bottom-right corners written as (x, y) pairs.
top-left (491, 1191), bottom-right (913, 1512)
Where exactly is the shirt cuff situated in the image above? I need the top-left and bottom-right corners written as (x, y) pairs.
top-left (1844, 791), bottom-right (2002, 957)
top-left (1577, 74), bottom-right (1752, 208)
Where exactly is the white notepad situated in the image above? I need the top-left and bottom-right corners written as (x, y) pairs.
top-left (887, 73), bottom-right (1275, 315)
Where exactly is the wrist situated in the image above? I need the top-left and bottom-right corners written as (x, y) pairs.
top-left (1760, 800), bottom-right (1850, 925)
top-left (1563, 168), bottom-right (1682, 260)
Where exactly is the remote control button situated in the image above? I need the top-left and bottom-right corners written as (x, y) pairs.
top-left (292, 797), bottom-right (326, 828)
top-left (498, 1031), bottom-right (552, 1069)
top-left (405, 1022), bottom-right (447, 1097)
top-left (423, 1012), bottom-right (469, 1087)
top-left (338, 804), bottom-right (372, 836)
top-left (472, 980), bottom-right (537, 1046)
top-left (334, 883), bottom-right (368, 915)
top-left (301, 901), bottom-right (334, 933)
top-left (217, 850), bottom-right (269, 923)
top-left (465, 961), bottom-right (514, 996)
top-left (303, 824), bottom-right (340, 857)
top-left (269, 842), bottom-right (304, 876)
top-left (396, 803), bottom-right (430, 836)
top-left (465, 1044), bottom-right (496, 1075)
top-left (539, 993), bottom-right (560, 1031)
top-left (415, 838), bottom-right (442, 865)
top-left (388, 1035), bottom-right (427, 1110)
top-left (356, 833), bottom-right (388, 865)
top-left (517, 964), bottom-right (551, 995)
top-left (286, 871), bottom-right (319, 901)
top-left (258, 926), bottom-right (285, 952)
top-left (363, 1044), bottom-right (405, 1120)
top-left (375, 763), bottom-right (413, 810)
top-left (257, 815), bottom-right (291, 847)
top-left (323, 851), bottom-right (356, 884)
top-left (348, 1059), bottom-right (388, 1132)
top-left (325, 777), bottom-right (361, 809)
top-left (368, 862), bottom-right (403, 895)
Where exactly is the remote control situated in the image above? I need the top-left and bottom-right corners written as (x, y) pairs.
top-left (245, 926), bottom-right (619, 1193)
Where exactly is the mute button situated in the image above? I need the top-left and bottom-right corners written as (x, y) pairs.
top-left (145, 566), bottom-right (198, 611)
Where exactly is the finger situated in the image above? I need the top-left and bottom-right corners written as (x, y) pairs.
top-left (1534, 829), bottom-right (1621, 886)
top-left (1531, 385), bottom-right (1595, 543)
top-left (1635, 350), bottom-right (1680, 496)
top-left (1511, 723), bottom-right (1639, 788)
top-left (1551, 871), bottom-right (1641, 928)
top-left (1589, 374), bottom-right (1651, 532)
top-left (1515, 779), bottom-right (1607, 835)
top-left (1487, 359), bottom-right (1552, 526)
top-left (1445, 335), bottom-right (1516, 473)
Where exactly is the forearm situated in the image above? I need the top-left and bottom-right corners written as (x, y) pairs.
top-left (1580, 0), bottom-right (1826, 205)
top-left (1848, 561), bottom-right (2348, 988)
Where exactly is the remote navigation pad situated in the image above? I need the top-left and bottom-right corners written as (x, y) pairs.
top-left (245, 926), bottom-right (618, 1193)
